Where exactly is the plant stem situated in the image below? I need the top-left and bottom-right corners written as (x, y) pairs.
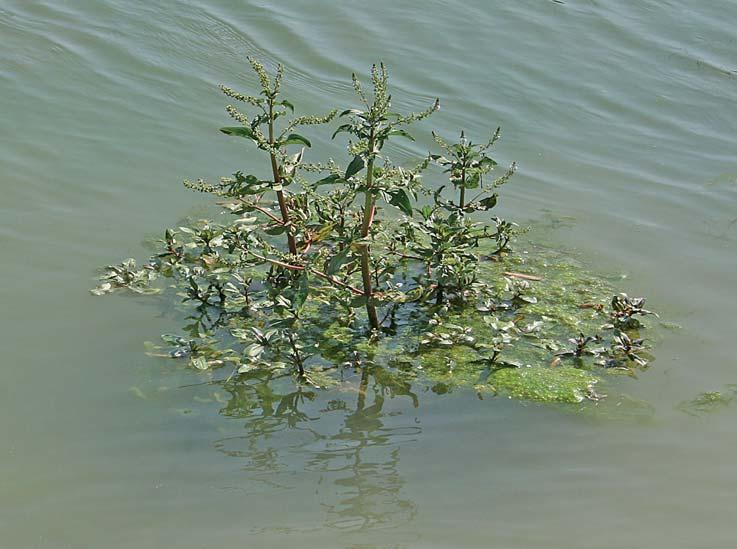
top-left (459, 167), bottom-right (466, 209)
top-left (436, 284), bottom-right (445, 305)
top-left (286, 330), bottom-right (305, 377)
top-left (356, 365), bottom-right (370, 411)
top-left (247, 251), bottom-right (364, 295)
top-left (359, 130), bottom-right (380, 332)
top-left (268, 100), bottom-right (298, 256)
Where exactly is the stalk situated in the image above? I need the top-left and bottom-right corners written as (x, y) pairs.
top-left (268, 100), bottom-right (298, 256)
top-left (359, 130), bottom-right (380, 331)
top-left (356, 365), bottom-right (370, 411)
top-left (286, 330), bottom-right (305, 378)
top-left (459, 163), bottom-right (466, 209)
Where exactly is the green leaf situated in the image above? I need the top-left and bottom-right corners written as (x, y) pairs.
top-left (326, 247), bottom-right (351, 275)
top-left (389, 189), bottom-right (413, 216)
top-left (314, 174), bottom-right (347, 186)
top-left (239, 184), bottom-right (269, 196)
top-left (420, 204), bottom-right (434, 219)
top-left (244, 343), bottom-right (265, 358)
top-left (294, 272), bottom-right (309, 311)
top-left (339, 109), bottom-right (363, 117)
top-left (478, 193), bottom-right (498, 210)
top-left (191, 356), bottom-right (209, 370)
top-left (464, 173), bottom-right (481, 189)
top-left (389, 129), bottom-right (415, 141)
top-left (264, 224), bottom-right (287, 235)
top-left (280, 133), bottom-right (311, 148)
top-left (350, 295), bottom-right (367, 308)
top-left (345, 156), bottom-right (365, 179)
top-left (281, 100), bottom-right (295, 112)
top-left (162, 334), bottom-right (189, 345)
top-left (332, 124), bottom-right (353, 139)
top-left (220, 126), bottom-right (257, 142)
top-left (313, 223), bottom-right (335, 243)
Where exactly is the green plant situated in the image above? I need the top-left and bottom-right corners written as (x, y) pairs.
top-left (326, 63), bottom-right (439, 330)
top-left (430, 129), bottom-right (515, 211)
top-left (93, 58), bottom-right (658, 406)
top-left (397, 130), bottom-right (518, 305)
top-left (556, 333), bottom-right (604, 359)
top-left (607, 293), bottom-right (657, 329)
top-left (186, 57), bottom-right (336, 256)
top-left (91, 258), bottom-right (159, 295)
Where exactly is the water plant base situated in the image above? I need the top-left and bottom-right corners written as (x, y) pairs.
top-left (127, 234), bottom-right (657, 411)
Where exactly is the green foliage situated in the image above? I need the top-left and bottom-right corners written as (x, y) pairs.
top-left (93, 58), bottom-right (659, 407)
top-left (91, 259), bottom-right (159, 295)
top-left (677, 386), bottom-right (737, 416)
top-left (328, 62), bottom-right (439, 330)
top-left (430, 128), bottom-right (516, 211)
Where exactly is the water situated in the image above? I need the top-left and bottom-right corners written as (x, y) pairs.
top-left (2, 1), bottom-right (736, 546)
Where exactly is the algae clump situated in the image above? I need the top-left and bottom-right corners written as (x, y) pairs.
top-left (488, 366), bottom-right (598, 404)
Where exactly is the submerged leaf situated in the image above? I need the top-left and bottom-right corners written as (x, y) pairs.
top-left (191, 356), bottom-right (209, 370)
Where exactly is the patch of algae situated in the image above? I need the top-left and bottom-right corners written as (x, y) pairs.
top-left (486, 366), bottom-right (598, 404)
top-left (676, 387), bottom-right (737, 416)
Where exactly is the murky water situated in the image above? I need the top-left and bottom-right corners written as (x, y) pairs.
top-left (2, 1), bottom-right (736, 547)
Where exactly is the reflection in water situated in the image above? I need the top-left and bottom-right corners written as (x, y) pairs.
top-left (213, 365), bottom-right (421, 533)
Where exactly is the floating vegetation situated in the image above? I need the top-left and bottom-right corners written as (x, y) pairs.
top-left (677, 387), bottom-right (737, 416)
top-left (93, 58), bottom-right (659, 410)
top-left (91, 258), bottom-right (159, 295)
top-left (488, 366), bottom-right (600, 404)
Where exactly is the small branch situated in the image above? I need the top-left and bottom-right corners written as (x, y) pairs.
top-left (578, 302), bottom-right (604, 311)
top-left (249, 251), bottom-right (305, 271)
top-left (504, 271), bottom-right (543, 281)
top-left (389, 250), bottom-right (424, 261)
top-left (249, 203), bottom-right (286, 225)
top-left (366, 204), bottom-right (376, 231)
top-left (310, 269), bottom-right (364, 296)
top-left (248, 252), bottom-right (363, 295)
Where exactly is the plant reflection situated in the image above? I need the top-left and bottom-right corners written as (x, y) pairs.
top-left (213, 364), bottom-right (420, 532)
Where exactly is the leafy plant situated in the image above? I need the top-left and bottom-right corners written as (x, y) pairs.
top-left (92, 58), bottom-right (659, 406)
top-left (608, 331), bottom-right (649, 368)
top-left (186, 57), bottom-right (336, 256)
top-left (607, 293), bottom-right (657, 329)
top-left (430, 129), bottom-right (515, 212)
top-left (91, 259), bottom-right (159, 295)
top-left (396, 130), bottom-right (518, 305)
top-left (556, 333), bottom-right (604, 359)
top-left (326, 63), bottom-right (439, 330)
